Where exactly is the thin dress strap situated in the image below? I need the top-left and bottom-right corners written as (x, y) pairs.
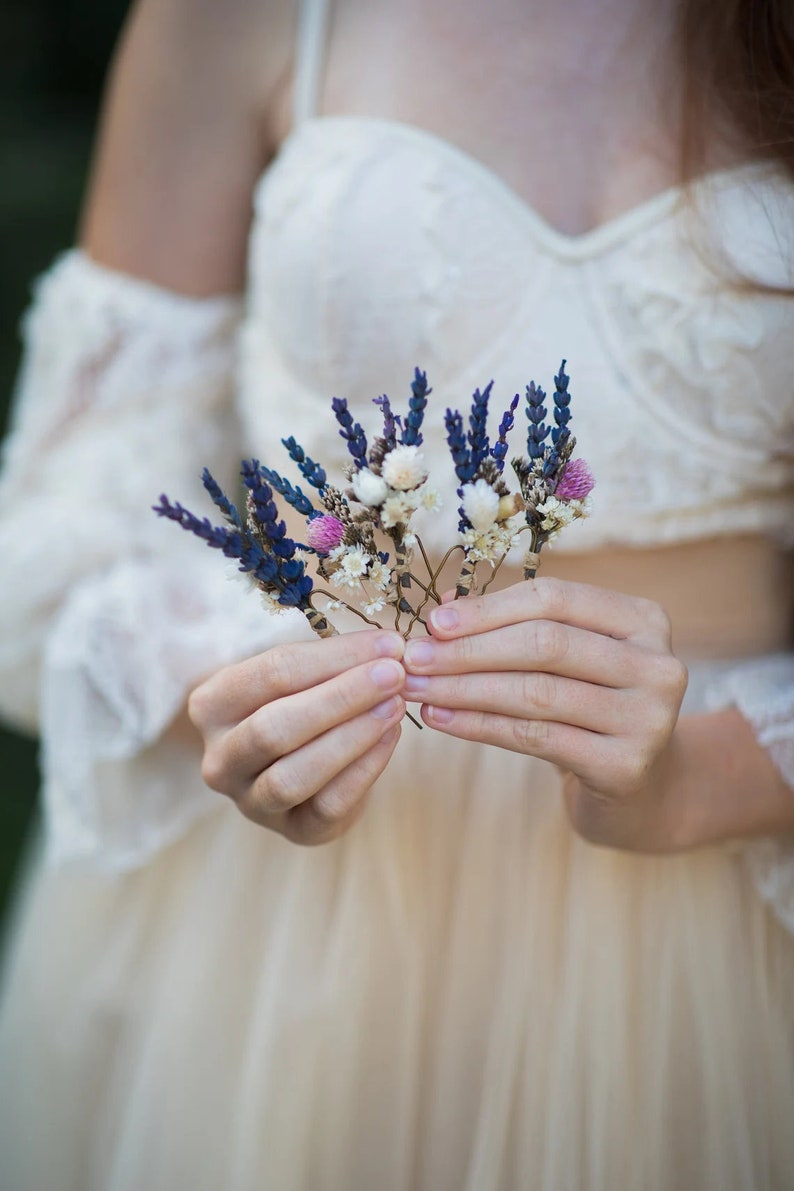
top-left (293, 0), bottom-right (331, 125)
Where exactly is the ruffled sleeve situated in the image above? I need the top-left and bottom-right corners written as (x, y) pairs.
top-left (0, 250), bottom-right (315, 872)
top-left (702, 654), bottom-right (794, 934)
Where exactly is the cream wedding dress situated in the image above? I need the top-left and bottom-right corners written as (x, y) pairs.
top-left (1, 2), bottom-right (794, 1188)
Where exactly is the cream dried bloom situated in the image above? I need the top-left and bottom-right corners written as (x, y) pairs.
top-left (381, 444), bottom-right (428, 491)
top-left (462, 479), bottom-right (501, 533)
top-left (351, 468), bottom-right (389, 507)
top-left (381, 494), bottom-right (413, 528)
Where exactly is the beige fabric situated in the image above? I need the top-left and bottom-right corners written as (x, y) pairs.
top-left (3, 713), bottom-right (794, 1190)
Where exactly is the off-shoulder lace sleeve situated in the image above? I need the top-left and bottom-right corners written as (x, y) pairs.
top-left (702, 654), bottom-right (794, 935)
top-left (0, 250), bottom-right (315, 871)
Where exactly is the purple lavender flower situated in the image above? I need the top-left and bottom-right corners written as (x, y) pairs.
top-left (258, 464), bottom-right (315, 517)
top-left (524, 381), bottom-right (549, 461)
top-left (467, 381), bottom-right (492, 470)
top-left (372, 393), bottom-right (399, 451)
top-left (551, 359), bottom-right (572, 449)
top-left (492, 393), bottom-right (520, 472)
top-left (281, 437), bottom-right (327, 491)
top-left (401, 368), bottom-right (430, 447)
top-left (331, 397), bottom-right (368, 469)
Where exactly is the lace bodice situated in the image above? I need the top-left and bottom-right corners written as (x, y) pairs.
top-left (240, 117), bottom-right (794, 553)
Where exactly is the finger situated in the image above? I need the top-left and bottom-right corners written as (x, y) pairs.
top-left (405, 620), bottom-right (651, 689)
top-left (283, 723), bottom-right (403, 845)
top-left (420, 703), bottom-right (616, 772)
top-left (426, 578), bottom-right (672, 648)
top-left (203, 657), bottom-right (405, 794)
top-left (190, 628), bottom-right (405, 729)
top-left (241, 694), bottom-right (404, 816)
top-left (404, 670), bottom-right (626, 733)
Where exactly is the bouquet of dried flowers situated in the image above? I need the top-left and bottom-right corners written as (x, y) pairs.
top-left (153, 361), bottom-right (593, 642)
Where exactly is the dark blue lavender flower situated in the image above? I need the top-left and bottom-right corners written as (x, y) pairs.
top-left (401, 368), bottom-right (430, 447)
top-left (257, 464), bottom-right (315, 517)
top-left (492, 393), bottom-right (520, 472)
top-left (331, 397), bottom-right (368, 469)
top-left (467, 381), bottom-right (492, 470)
top-left (524, 381), bottom-right (550, 460)
top-left (373, 394), bottom-right (399, 451)
top-left (445, 408), bottom-right (477, 484)
top-left (281, 437), bottom-right (327, 491)
top-left (153, 495), bottom-right (243, 556)
top-left (551, 359), bottom-right (572, 450)
top-left (154, 492), bottom-right (283, 590)
top-left (201, 468), bottom-right (243, 529)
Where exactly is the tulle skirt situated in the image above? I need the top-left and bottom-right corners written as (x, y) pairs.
top-left (2, 668), bottom-right (794, 1191)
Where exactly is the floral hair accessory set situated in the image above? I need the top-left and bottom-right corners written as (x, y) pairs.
top-left (154, 361), bottom-right (594, 642)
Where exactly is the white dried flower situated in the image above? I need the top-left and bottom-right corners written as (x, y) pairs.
top-left (462, 479), bottom-right (501, 533)
top-left (461, 523), bottom-right (520, 564)
top-left (351, 467), bottom-right (389, 507)
top-left (324, 598), bottom-right (343, 611)
top-left (330, 545), bottom-right (372, 589)
top-left (381, 444), bottom-right (428, 492)
top-left (368, 560), bottom-right (392, 590)
top-left (363, 597), bottom-right (387, 616)
top-left (381, 494), bottom-right (413, 528)
top-left (418, 485), bottom-right (443, 513)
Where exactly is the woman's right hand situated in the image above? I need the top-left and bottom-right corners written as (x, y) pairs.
top-left (187, 629), bottom-right (406, 844)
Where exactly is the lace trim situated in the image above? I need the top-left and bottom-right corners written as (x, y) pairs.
top-left (704, 654), bottom-right (794, 935)
top-left (41, 557), bottom-right (314, 872)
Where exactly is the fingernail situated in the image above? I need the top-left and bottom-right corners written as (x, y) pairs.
top-left (427, 706), bottom-right (454, 725)
top-left (379, 724), bottom-right (401, 746)
top-left (370, 659), bottom-right (403, 690)
top-left (371, 695), bottom-right (402, 720)
top-left (403, 673), bottom-right (429, 695)
top-left (375, 633), bottom-right (404, 659)
top-left (404, 639), bottom-right (434, 668)
top-left (431, 607), bottom-right (459, 632)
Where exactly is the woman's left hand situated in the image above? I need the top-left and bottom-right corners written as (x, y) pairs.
top-left (402, 577), bottom-right (689, 852)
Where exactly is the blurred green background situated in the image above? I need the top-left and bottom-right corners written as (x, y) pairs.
top-left (0, 0), bottom-right (130, 917)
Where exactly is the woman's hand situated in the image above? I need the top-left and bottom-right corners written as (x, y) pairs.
top-left (188, 630), bottom-right (406, 845)
top-left (403, 577), bottom-right (689, 852)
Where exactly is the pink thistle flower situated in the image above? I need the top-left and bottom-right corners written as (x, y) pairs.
top-left (555, 457), bottom-right (595, 501)
top-left (306, 514), bottom-right (346, 552)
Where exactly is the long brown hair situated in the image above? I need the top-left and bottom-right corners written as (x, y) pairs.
top-left (678, 0), bottom-right (794, 181)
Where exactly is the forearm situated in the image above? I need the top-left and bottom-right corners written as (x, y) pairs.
top-left (566, 707), bottom-right (794, 855)
top-left (660, 708), bottom-right (794, 851)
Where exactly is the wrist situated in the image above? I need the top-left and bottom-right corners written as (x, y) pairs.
top-left (648, 709), bottom-right (794, 852)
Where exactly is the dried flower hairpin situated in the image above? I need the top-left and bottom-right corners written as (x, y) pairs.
top-left (153, 361), bottom-right (594, 645)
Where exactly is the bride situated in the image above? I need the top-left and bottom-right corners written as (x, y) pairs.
top-left (1, 0), bottom-right (793, 1187)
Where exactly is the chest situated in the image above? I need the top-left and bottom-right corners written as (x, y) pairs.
top-left (312, 0), bottom-right (687, 236)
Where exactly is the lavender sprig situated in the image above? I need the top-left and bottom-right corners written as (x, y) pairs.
top-left (331, 397), bottom-right (368, 469)
top-left (201, 468), bottom-right (244, 529)
top-left (153, 494), bottom-right (279, 588)
top-left (401, 368), bottom-right (430, 446)
top-left (525, 381), bottom-right (549, 461)
top-left (468, 381), bottom-right (492, 471)
top-left (257, 464), bottom-right (315, 517)
top-left (373, 394), bottom-right (399, 451)
top-left (445, 409), bottom-right (477, 483)
top-left (493, 393), bottom-right (520, 473)
top-left (281, 437), bottom-right (327, 491)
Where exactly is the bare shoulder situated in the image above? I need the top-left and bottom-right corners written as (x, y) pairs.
top-left (80, 0), bottom-right (296, 295)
